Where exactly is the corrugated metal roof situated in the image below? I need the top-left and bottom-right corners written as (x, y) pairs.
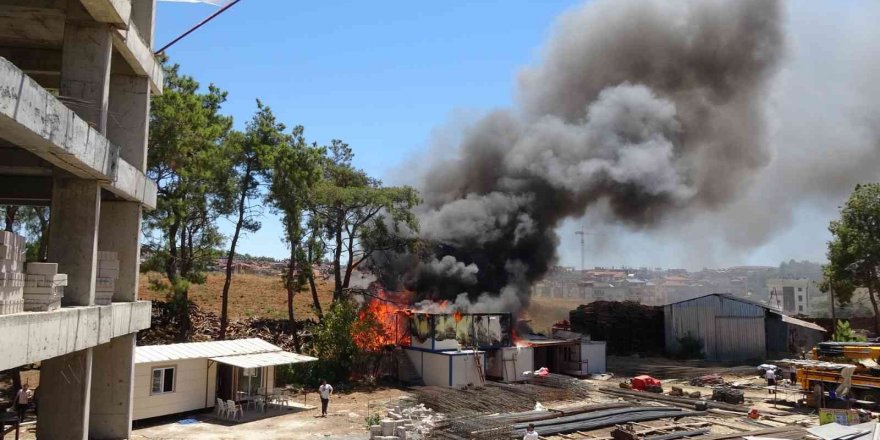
top-left (773, 312), bottom-right (827, 332)
top-left (135, 338), bottom-right (281, 364)
top-left (210, 351), bottom-right (317, 369)
top-left (665, 293), bottom-right (773, 309)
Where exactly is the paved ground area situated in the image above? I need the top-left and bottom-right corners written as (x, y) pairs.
top-left (129, 388), bottom-right (407, 440)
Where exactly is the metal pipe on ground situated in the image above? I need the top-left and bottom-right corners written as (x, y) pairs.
top-left (512, 406), bottom-right (685, 430)
top-left (511, 409), bottom-right (706, 438)
top-left (597, 386), bottom-right (753, 413)
top-left (486, 402), bottom-right (630, 424)
top-left (646, 428), bottom-right (712, 440)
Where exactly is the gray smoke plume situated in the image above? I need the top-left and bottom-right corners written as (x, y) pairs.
top-left (373, 0), bottom-right (786, 312)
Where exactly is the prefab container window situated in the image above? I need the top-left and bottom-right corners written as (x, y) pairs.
top-left (151, 366), bottom-right (176, 395)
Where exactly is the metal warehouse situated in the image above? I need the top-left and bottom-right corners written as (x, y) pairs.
top-left (664, 293), bottom-right (825, 361)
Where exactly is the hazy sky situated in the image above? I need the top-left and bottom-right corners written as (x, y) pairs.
top-left (154, 1), bottom-right (880, 270)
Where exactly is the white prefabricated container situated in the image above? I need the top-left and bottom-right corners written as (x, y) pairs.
top-left (486, 346), bottom-right (534, 382)
top-left (133, 358), bottom-right (218, 420)
top-left (404, 348), bottom-right (486, 388)
top-left (580, 341), bottom-right (606, 374)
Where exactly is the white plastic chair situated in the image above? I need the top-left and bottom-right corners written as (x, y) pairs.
top-left (275, 391), bottom-right (290, 408)
top-left (215, 398), bottom-right (227, 418)
top-left (226, 399), bottom-right (243, 420)
top-left (254, 395), bottom-right (267, 413)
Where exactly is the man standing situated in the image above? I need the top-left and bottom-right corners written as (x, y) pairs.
top-left (14, 383), bottom-right (29, 422)
top-left (765, 368), bottom-right (776, 394)
top-left (523, 423), bottom-right (539, 440)
top-left (318, 380), bottom-right (333, 417)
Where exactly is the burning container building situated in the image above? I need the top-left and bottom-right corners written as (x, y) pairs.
top-left (393, 310), bottom-right (605, 387)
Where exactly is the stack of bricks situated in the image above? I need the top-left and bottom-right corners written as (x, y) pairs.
top-left (95, 251), bottom-right (119, 305)
top-left (24, 263), bottom-right (67, 312)
top-left (0, 231), bottom-right (26, 315)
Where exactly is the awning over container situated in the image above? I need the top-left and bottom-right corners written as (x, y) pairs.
top-left (770, 311), bottom-right (827, 332)
top-left (210, 351), bottom-right (317, 369)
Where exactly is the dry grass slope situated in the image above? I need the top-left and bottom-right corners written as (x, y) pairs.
top-left (138, 271), bottom-right (335, 321)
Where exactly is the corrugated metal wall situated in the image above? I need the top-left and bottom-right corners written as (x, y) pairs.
top-left (665, 295), bottom-right (766, 361)
top-left (766, 316), bottom-right (824, 358)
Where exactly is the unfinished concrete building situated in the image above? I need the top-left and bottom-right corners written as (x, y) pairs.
top-left (0, 0), bottom-right (160, 438)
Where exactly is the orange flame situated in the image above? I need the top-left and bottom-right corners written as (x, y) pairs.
top-left (352, 288), bottom-right (412, 351)
top-left (453, 310), bottom-right (463, 323)
top-left (511, 326), bottom-right (530, 348)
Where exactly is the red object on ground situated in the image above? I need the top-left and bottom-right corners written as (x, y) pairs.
top-left (631, 375), bottom-right (662, 391)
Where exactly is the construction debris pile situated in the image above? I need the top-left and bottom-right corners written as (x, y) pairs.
top-left (138, 300), bottom-right (309, 350)
top-left (569, 301), bottom-right (665, 355)
top-left (710, 387), bottom-right (744, 405)
top-left (370, 400), bottom-right (445, 440)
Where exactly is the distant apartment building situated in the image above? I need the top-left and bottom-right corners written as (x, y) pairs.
top-left (767, 279), bottom-right (816, 316)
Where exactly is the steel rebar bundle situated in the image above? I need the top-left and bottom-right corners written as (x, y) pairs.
top-left (511, 407), bottom-right (706, 438)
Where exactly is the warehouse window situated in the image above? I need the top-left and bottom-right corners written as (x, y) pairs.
top-left (798, 305), bottom-right (803, 312)
top-left (151, 366), bottom-right (176, 395)
top-left (799, 295), bottom-right (803, 302)
top-left (798, 287), bottom-right (803, 292)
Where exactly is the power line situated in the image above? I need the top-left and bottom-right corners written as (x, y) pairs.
top-left (155, 0), bottom-right (244, 55)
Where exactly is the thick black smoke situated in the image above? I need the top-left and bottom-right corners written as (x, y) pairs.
top-left (370, 0), bottom-right (784, 312)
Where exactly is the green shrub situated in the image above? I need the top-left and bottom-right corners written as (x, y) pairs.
top-left (674, 333), bottom-right (705, 359)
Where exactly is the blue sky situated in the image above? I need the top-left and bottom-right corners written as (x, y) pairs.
top-left (155, 0), bottom-right (581, 261)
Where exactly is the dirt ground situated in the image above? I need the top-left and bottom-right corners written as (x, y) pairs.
top-left (127, 388), bottom-right (408, 440)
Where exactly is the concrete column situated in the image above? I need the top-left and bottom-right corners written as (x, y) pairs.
top-left (98, 201), bottom-right (142, 302)
top-left (37, 348), bottom-right (94, 440)
top-left (131, 0), bottom-right (157, 46)
top-left (61, 0), bottom-right (113, 133)
top-left (107, 74), bottom-right (150, 171)
top-left (89, 335), bottom-right (136, 440)
top-left (48, 177), bottom-right (101, 307)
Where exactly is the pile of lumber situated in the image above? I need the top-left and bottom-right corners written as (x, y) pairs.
top-left (569, 301), bottom-right (665, 355)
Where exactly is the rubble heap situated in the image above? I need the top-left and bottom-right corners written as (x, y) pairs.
top-left (0, 231), bottom-right (25, 315)
top-left (23, 262), bottom-right (67, 312)
top-left (370, 401), bottom-right (443, 440)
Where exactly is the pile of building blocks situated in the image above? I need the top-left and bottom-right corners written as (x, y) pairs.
top-left (95, 251), bottom-right (119, 305)
top-left (369, 402), bottom-right (443, 440)
top-left (24, 263), bottom-right (67, 312)
top-left (0, 231), bottom-right (26, 315)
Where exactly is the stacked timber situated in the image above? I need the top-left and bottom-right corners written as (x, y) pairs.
top-left (23, 262), bottom-right (67, 312)
top-left (569, 301), bottom-right (665, 355)
top-left (95, 251), bottom-right (119, 305)
top-left (0, 231), bottom-right (26, 315)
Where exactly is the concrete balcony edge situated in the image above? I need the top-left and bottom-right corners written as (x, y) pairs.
top-left (112, 23), bottom-right (164, 94)
top-left (0, 300), bottom-right (152, 371)
top-left (81, 0), bottom-right (132, 29)
top-left (0, 57), bottom-right (157, 209)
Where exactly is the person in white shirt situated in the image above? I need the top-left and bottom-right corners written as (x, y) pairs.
top-left (318, 380), bottom-right (333, 417)
top-left (14, 384), bottom-right (29, 422)
top-left (765, 368), bottom-right (776, 394)
top-left (523, 423), bottom-right (539, 440)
